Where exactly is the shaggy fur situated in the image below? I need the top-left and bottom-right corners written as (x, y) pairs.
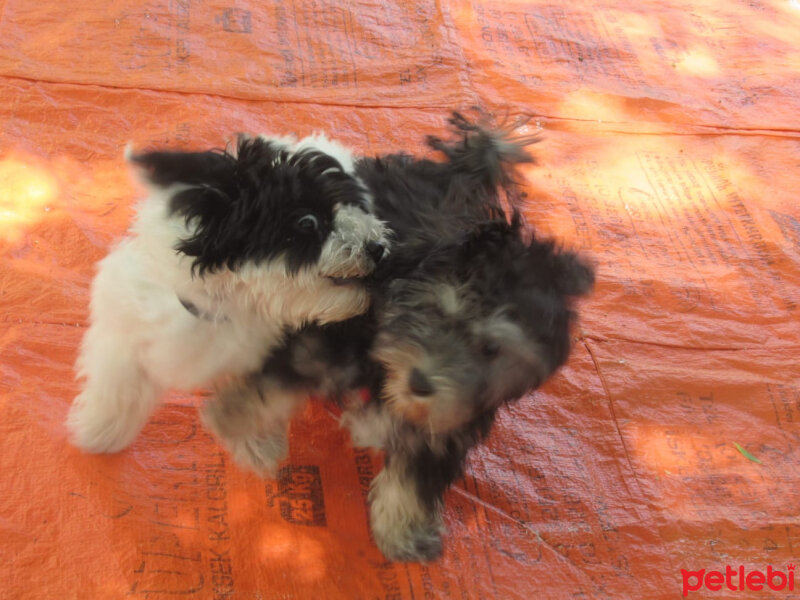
top-left (204, 115), bottom-right (594, 562)
top-left (67, 133), bottom-right (390, 453)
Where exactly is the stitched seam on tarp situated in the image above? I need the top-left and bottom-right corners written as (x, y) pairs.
top-left (582, 340), bottom-right (645, 506)
top-left (582, 334), bottom-right (800, 352)
top-left (451, 484), bottom-right (607, 596)
top-left (583, 338), bottom-right (681, 583)
top-left (0, 73), bottom-right (461, 111)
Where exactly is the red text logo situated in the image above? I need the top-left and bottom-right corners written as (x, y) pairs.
top-left (682, 565), bottom-right (795, 596)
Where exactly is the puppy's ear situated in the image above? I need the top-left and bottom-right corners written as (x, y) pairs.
top-left (549, 250), bottom-right (595, 297)
top-left (125, 144), bottom-right (236, 191)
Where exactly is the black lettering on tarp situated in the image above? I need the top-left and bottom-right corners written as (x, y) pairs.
top-left (119, 2), bottom-right (193, 73)
top-left (369, 560), bottom-right (402, 600)
top-left (769, 210), bottom-right (800, 249)
top-left (203, 450), bottom-right (234, 598)
top-left (131, 550), bottom-right (204, 595)
top-left (266, 465), bottom-right (327, 526)
top-left (216, 8), bottom-right (252, 33)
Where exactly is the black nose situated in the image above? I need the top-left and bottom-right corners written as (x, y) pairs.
top-left (366, 241), bottom-right (385, 263)
top-left (408, 368), bottom-right (435, 397)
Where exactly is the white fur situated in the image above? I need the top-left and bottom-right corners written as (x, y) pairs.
top-left (256, 133), bottom-right (298, 150)
top-left (257, 132), bottom-right (357, 174)
top-left (68, 134), bottom-right (388, 453)
top-left (295, 133), bottom-right (358, 175)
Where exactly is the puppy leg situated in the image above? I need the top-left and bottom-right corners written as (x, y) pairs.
top-left (68, 326), bottom-right (161, 453)
top-left (369, 451), bottom-right (445, 562)
top-left (203, 377), bottom-right (306, 477)
top-left (341, 401), bottom-right (396, 450)
top-left (303, 280), bottom-right (371, 326)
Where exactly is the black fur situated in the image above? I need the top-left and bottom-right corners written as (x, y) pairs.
top-left (224, 114), bottom-right (594, 562)
top-left (129, 136), bottom-right (369, 275)
top-left (262, 315), bottom-right (381, 399)
top-left (425, 111), bottom-right (538, 190)
top-left (387, 407), bottom-right (497, 514)
top-left (355, 113), bottom-right (534, 258)
top-left (452, 218), bottom-right (594, 372)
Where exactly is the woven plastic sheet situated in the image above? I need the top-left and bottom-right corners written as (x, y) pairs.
top-left (1, 2), bottom-right (799, 598)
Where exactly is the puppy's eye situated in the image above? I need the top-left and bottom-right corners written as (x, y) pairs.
top-left (481, 341), bottom-right (501, 358)
top-left (295, 214), bottom-right (318, 233)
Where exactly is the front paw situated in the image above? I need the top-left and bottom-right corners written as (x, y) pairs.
top-left (372, 517), bottom-right (444, 562)
top-left (369, 467), bottom-right (444, 562)
top-left (226, 432), bottom-right (287, 478)
top-left (314, 281), bottom-right (371, 324)
top-left (340, 402), bottom-right (394, 449)
top-left (202, 399), bottom-right (287, 478)
top-left (67, 392), bottom-right (137, 454)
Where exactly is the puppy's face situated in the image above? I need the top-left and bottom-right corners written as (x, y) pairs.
top-left (129, 135), bottom-right (389, 280)
top-left (373, 222), bottom-right (593, 435)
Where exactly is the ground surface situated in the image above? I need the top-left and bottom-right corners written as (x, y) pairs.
top-left (1, 1), bottom-right (799, 598)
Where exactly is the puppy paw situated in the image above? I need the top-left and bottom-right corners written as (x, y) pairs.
top-left (369, 466), bottom-right (444, 562)
top-left (202, 377), bottom-right (309, 478)
top-left (66, 393), bottom-right (138, 454)
top-left (202, 388), bottom-right (259, 439)
top-left (313, 282), bottom-right (371, 324)
top-left (340, 403), bottom-right (394, 449)
top-left (225, 432), bottom-right (288, 478)
top-left (373, 521), bottom-right (444, 563)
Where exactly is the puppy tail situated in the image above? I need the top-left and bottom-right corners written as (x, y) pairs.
top-left (426, 110), bottom-right (540, 190)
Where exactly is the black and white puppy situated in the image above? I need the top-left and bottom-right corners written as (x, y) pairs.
top-left (68, 133), bottom-right (390, 454)
top-left (204, 116), bottom-right (594, 561)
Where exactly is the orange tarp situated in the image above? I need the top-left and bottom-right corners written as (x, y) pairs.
top-left (1, 1), bottom-right (799, 599)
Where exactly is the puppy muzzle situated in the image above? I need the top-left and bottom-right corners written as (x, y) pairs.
top-left (318, 205), bottom-right (391, 280)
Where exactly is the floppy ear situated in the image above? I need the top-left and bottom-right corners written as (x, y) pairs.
top-left (126, 142), bottom-right (247, 275)
top-left (550, 250), bottom-right (595, 297)
top-left (125, 144), bottom-right (236, 191)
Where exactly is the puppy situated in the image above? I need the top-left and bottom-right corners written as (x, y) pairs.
top-left (360, 218), bottom-right (593, 562)
top-left (68, 133), bottom-right (390, 453)
top-left (204, 115), bottom-right (594, 561)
